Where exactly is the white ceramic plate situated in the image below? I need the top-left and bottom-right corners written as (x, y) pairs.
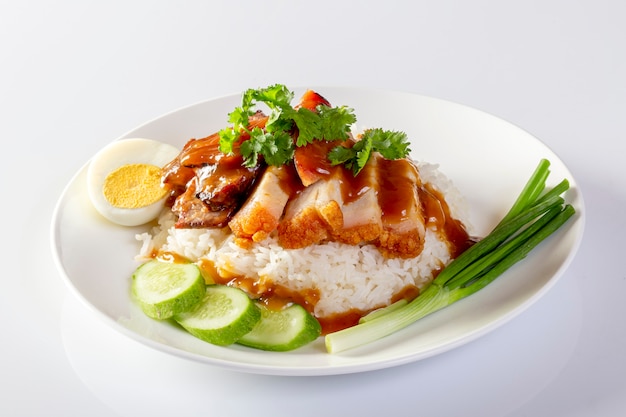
top-left (51, 87), bottom-right (584, 376)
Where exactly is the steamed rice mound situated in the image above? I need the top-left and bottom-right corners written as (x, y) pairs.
top-left (135, 162), bottom-right (471, 319)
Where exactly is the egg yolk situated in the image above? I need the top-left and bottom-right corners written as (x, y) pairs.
top-left (102, 164), bottom-right (167, 209)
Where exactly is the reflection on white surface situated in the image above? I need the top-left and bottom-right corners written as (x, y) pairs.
top-left (505, 178), bottom-right (626, 417)
top-left (61, 273), bottom-right (582, 417)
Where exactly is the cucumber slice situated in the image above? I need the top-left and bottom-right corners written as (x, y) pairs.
top-left (131, 260), bottom-right (205, 320)
top-left (237, 303), bottom-right (322, 351)
top-left (174, 285), bottom-right (261, 346)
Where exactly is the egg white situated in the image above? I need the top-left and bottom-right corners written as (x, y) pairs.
top-left (87, 138), bottom-right (180, 226)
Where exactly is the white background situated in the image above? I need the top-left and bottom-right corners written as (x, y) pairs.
top-left (2, 1), bottom-right (625, 416)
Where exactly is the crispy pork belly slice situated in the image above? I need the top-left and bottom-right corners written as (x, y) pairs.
top-left (277, 172), bottom-right (344, 249)
top-left (229, 165), bottom-right (297, 243)
top-left (331, 157), bottom-right (383, 245)
top-left (375, 157), bottom-right (426, 258)
top-left (333, 189), bottom-right (382, 245)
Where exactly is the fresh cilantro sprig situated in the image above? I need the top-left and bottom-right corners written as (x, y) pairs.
top-left (292, 105), bottom-right (357, 147)
top-left (218, 85), bottom-right (295, 163)
top-left (219, 84), bottom-right (357, 167)
top-left (238, 128), bottom-right (293, 167)
top-left (218, 84), bottom-right (409, 173)
top-left (328, 128), bottom-right (411, 175)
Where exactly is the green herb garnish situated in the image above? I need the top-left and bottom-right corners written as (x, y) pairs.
top-left (328, 128), bottom-right (411, 175)
top-left (218, 84), bottom-right (410, 173)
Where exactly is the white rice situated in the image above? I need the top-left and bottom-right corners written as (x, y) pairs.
top-left (135, 161), bottom-right (471, 317)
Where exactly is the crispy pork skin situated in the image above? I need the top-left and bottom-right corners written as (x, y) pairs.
top-left (229, 165), bottom-right (297, 244)
top-left (277, 154), bottom-right (426, 258)
top-left (277, 171), bottom-right (344, 248)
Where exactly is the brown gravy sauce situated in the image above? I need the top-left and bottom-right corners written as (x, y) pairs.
top-left (418, 183), bottom-right (475, 258)
top-left (377, 158), bottom-right (419, 223)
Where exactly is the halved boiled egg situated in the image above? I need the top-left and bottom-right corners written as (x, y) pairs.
top-left (87, 138), bottom-right (180, 226)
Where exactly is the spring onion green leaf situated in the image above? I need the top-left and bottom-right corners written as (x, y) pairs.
top-left (325, 158), bottom-right (576, 354)
top-left (358, 299), bottom-right (408, 324)
top-left (497, 158), bottom-right (550, 226)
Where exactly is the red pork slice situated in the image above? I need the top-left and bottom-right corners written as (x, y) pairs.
top-left (292, 89), bottom-right (339, 187)
top-left (171, 176), bottom-right (231, 228)
top-left (164, 112), bottom-right (268, 229)
top-left (293, 139), bottom-right (343, 187)
top-left (171, 161), bottom-right (262, 228)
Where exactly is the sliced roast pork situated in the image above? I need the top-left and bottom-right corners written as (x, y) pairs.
top-left (374, 157), bottom-right (426, 258)
top-left (229, 164), bottom-right (301, 243)
top-left (330, 155), bottom-right (383, 245)
top-left (277, 169), bottom-right (344, 248)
